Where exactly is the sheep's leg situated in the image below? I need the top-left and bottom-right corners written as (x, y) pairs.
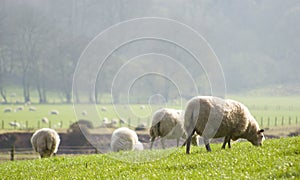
top-left (161, 139), bottom-right (166, 149)
top-left (186, 129), bottom-right (195, 154)
top-left (203, 138), bottom-right (211, 152)
top-left (176, 138), bottom-right (180, 147)
top-left (150, 137), bottom-right (155, 150)
top-left (228, 138), bottom-right (231, 148)
top-left (222, 136), bottom-right (230, 149)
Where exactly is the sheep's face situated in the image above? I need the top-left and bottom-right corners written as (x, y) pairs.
top-left (40, 150), bottom-right (52, 158)
top-left (250, 129), bottom-right (265, 146)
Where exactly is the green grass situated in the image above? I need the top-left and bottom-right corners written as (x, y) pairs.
top-left (0, 136), bottom-right (299, 179)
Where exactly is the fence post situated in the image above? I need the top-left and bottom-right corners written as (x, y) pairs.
top-left (296, 117), bottom-right (298, 124)
top-left (289, 116), bottom-right (291, 125)
top-left (14, 120), bottom-right (17, 130)
top-left (26, 121), bottom-right (28, 129)
top-left (60, 121), bottom-right (63, 128)
top-left (49, 120), bottom-right (51, 128)
top-left (10, 145), bottom-right (15, 161)
top-left (267, 117), bottom-right (270, 127)
top-left (38, 121), bottom-right (40, 129)
top-left (2, 120), bottom-right (4, 129)
top-left (260, 118), bottom-right (263, 127)
top-left (281, 117), bottom-right (284, 126)
top-left (128, 118), bottom-right (131, 128)
top-left (275, 117), bottom-right (277, 126)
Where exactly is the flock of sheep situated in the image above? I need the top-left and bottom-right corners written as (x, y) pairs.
top-left (29, 96), bottom-right (265, 158)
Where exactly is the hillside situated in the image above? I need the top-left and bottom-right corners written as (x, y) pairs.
top-left (0, 136), bottom-right (299, 179)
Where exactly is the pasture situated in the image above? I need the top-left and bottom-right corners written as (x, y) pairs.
top-left (1, 96), bottom-right (300, 131)
top-left (0, 136), bottom-right (299, 179)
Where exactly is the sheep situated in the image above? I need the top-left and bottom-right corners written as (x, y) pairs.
top-left (49, 110), bottom-right (59, 115)
top-left (184, 96), bottom-right (265, 154)
top-left (29, 106), bottom-right (36, 112)
top-left (15, 106), bottom-right (24, 112)
top-left (101, 118), bottom-right (117, 128)
top-left (3, 107), bottom-right (12, 113)
top-left (101, 107), bottom-right (107, 112)
top-left (9, 122), bottom-right (20, 127)
top-left (81, 110), bottom-right (88, 116)
top-left (135, 123), bottom-right (147, 131)
top-left (149, 108), bottom-right (186, 149)
top-left (41, 117), bottom-right (49, 124)
top-left (110, 127), bottom-right (143, 152)
top-left (30, 128), bottom-right (60, 158)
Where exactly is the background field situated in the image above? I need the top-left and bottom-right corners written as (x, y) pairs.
top-left (0, 136), bottom-right (299, 179)
top-left (1, 96), bottom-right (300, 131)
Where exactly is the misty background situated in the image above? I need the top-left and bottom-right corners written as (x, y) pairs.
top-left (0, 0), bottom-right (299, 104)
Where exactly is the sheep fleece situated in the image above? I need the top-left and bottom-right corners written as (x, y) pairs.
top-left (31, 128), bottom-right (60, 158)
top-left (184, 96), bottom-right (260, 140)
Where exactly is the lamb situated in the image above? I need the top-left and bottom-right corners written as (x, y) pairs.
top-left (184, 96), bottom-right (265, 154)
top-left (149, 108), bottom-right (186, 149)
top-left (31, 128), bottom-right (60, 158)
top-left (110, 127), bottom-right (144, 152)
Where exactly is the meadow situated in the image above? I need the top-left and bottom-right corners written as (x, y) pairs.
top-left (0, 136), bottom-right (299, 179)
top-left (1, 96), bottom-right (300, 131)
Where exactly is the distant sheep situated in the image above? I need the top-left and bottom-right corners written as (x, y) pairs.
top-left (50, 110), bottom-right (59, 115)
top-left (29, 106), bottom-right (36, 112)
top-left (149, 108), bottom-right (186, 149)
top-left (31, 128), bottom-right (60, 158)
top-left (111, 127), bottom-right (143, 152)
top-left (101, 107), bottom-right (107, 112)
top-left (184, 96), bottom-right (265, 154)
top-left (135, 123), bottom-right (147, 131)
top-left (41, 117), bottom-right (49, 124)
top-left (101, 118), bottom-right (117, 128)
top-left (9, 122), bottom-right (20, 127)
top-left (81, 110), bottom-right (88, 116)
top-left (15, 106), bottom-right (24, 112)
top-left (3, 107), bottom-right (12, 113)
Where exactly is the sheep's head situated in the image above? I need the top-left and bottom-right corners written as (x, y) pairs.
top-left (249, 129), bottom-right (265, 146)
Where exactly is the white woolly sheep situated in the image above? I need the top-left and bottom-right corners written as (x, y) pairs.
top-left (149, 108), bottom-right (186, 149)
top-left (101, 118), bottom-right (117, 128)
top-left (29, 106), bottom-right (36, 112)
top-left (31, 128), bottom-right (60, 158)
top-left (81, 110), bottom-right (88, 116)
top-left (15, 106), bottom-right (24, 112)
top-left (50, 110), bottom-right (59, 115)
top-left (184, 96), bottom-right (265, 154)
top-left (9, 122), bottom-right (20, 127)
top-left (111, 127), bottom-right (144, 152)
top-left (3, 107), bottom-right (12, 113)
top-left (41, 117), bottom-right (49, 124)
top-left (101, 107), bottom-right (107, 112)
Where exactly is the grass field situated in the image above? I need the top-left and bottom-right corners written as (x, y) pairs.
top-left (0, 136), bottom-right (299, 179)
top-left (1, 96), bottom-right (300, 131)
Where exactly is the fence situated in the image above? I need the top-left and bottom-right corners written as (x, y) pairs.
top-left (0, 146), bottom-right (98, 161)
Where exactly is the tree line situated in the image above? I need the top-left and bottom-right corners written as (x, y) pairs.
top-left (0, 0), bottom-right (299, 104)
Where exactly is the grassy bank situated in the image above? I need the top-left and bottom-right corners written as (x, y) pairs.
top-left (0, 136), bottom-right (299, 179)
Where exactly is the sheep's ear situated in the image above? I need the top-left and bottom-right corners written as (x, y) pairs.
top-left (258, 129), bottom-right (264, 133)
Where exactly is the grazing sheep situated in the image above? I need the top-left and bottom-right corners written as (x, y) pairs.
top-left (50, 110), bottom-right (59, 115)
top-left (15, 106), bottom-right (24, 112)
top-left (29, 106), bottom-right (36, 112)
top-left (184, 96), bottom-right (265, 154)
top-left (31, 128), bottom-right (60, 158)
top-left (149, 108), bottom-right (186, 149)
top-left (81, 110), bottom-right (88, 116)
top-left (3, 107), bottom-right (12, 113)
top-left (101, 107), bottom-right (107, 112)
top-left (140, 105), bottom-right (145, 110)
top-left (135, 123), bottom-right (147, 131)
top-left (9, 122), bottom-right (20, 127)
top-left (111, 127), bottom-right (143, 152)
top-left (41, 117), bottom-right (49, 124)
top-left (101, 119), bottom-right (117, 128)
